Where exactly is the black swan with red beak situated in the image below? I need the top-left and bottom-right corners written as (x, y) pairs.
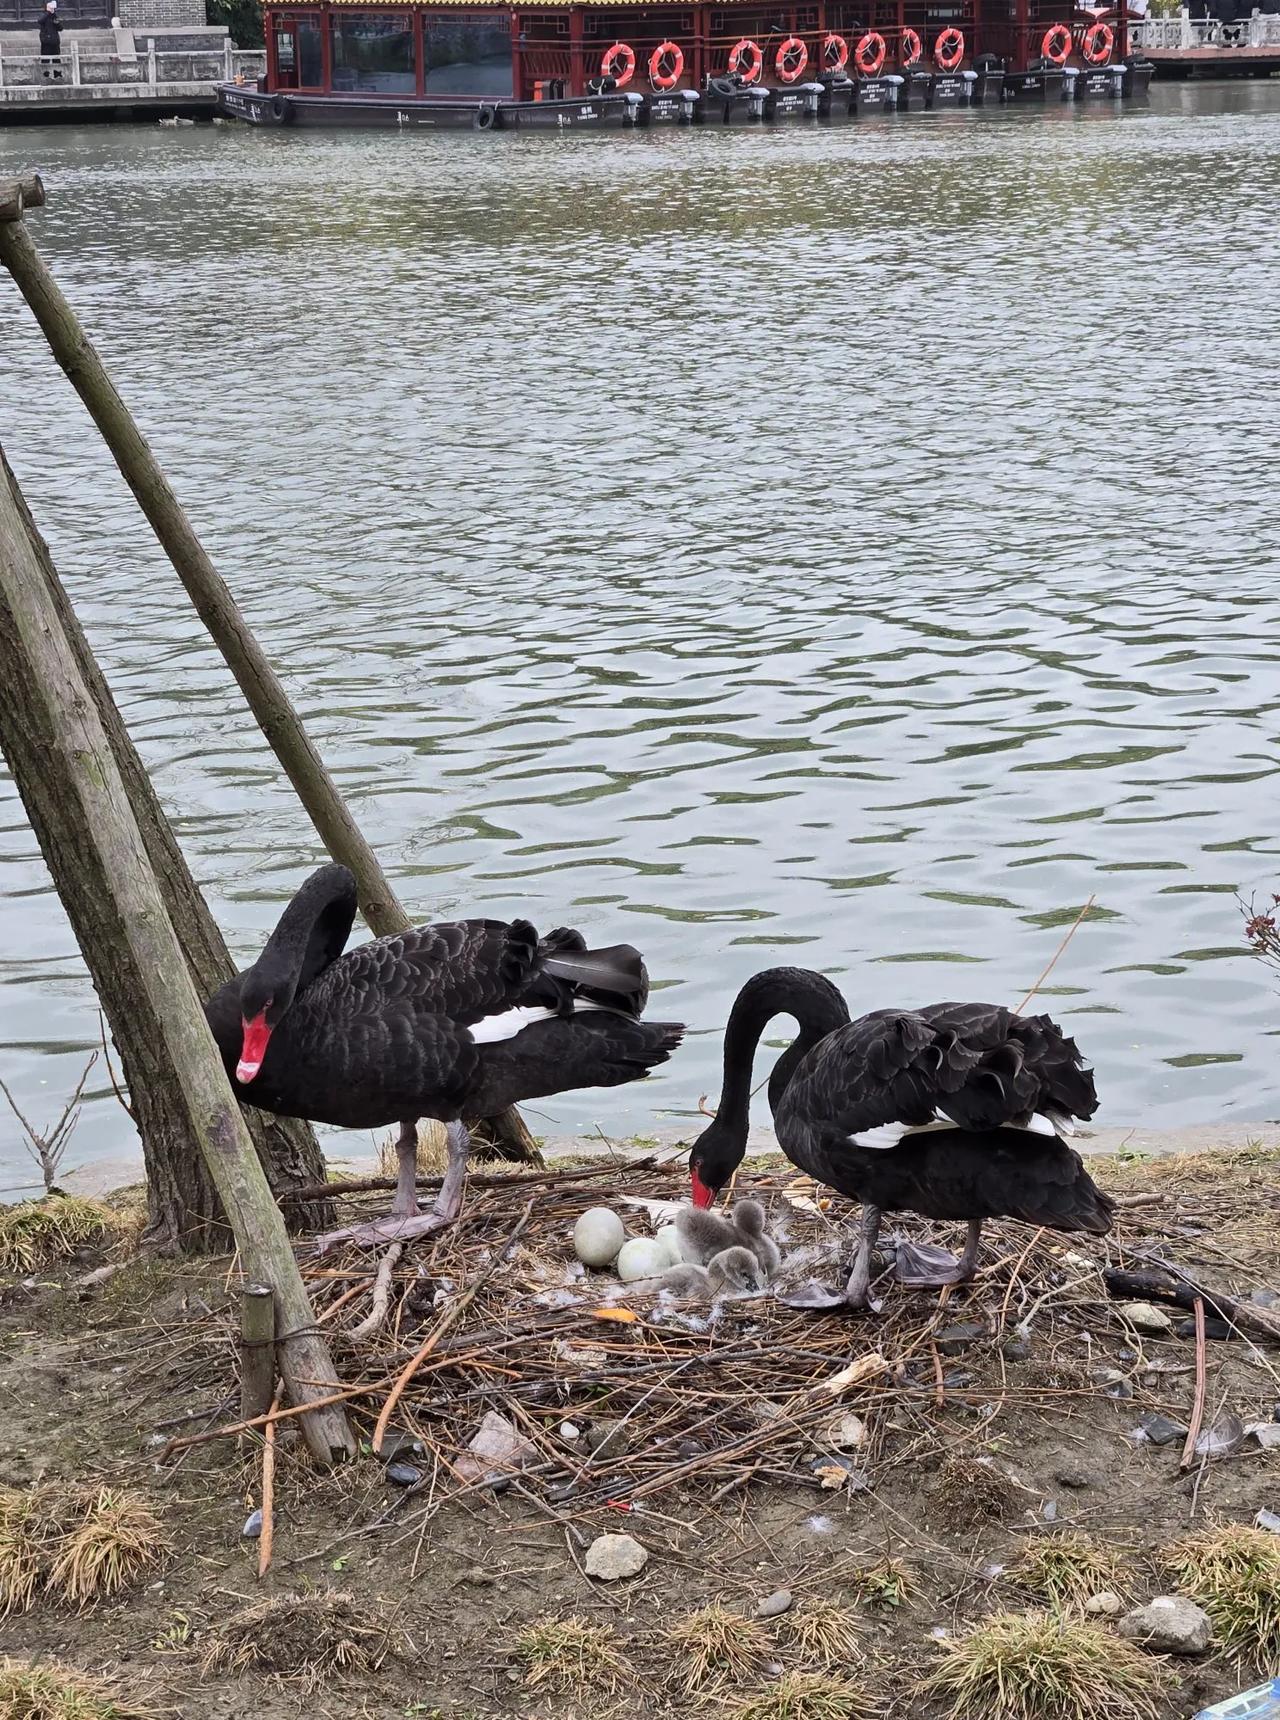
top-left (688, 968), bottom-right (1111, 1310)
top-left (205, 864), bottom-right (683, 1247)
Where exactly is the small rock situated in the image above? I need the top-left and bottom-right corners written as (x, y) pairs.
top-left (1084, 1590), bottom-right (1122, 1617)
top-left (584, 1533), bottom-right (648, 1582)
top-left (828, 1413), bottom-right (866, 1450)
top-left (559, 1421), bottom-right (581, 1441)
top-left (1250, 1288), bottom-right (1280, 1309)
top-left (810, 1453), bottom-right (870, 1491)
top-left (386, 1462), bottom-right (423, 1487)
top-left (1042, 1498), bottom-right (1059, 1523)
top-left (584, 1420), bottom-right (630, 1462)
top-left (1054, 1467), bottom-right (1097, 1490)
top-left (1175, 1314), bottom-right (1235, 1341)
top-left (937, 1322), bottom-right (986, 1356)
top-left (1092, 1368), bottom-right (1133, 1400)
top-left (375, 1429), bottom-right (424, 1462)
top-left (1119, 1595), bottom-right (1213, 1656)
top-left (1138, 1412), bottom-right (1189, 1447)
top-left (463, 1566), bottom-right (496, 1585)
top-left (675, 1438), bottom-right (706, 1459)
top-left (456, 1410), bottom-right (538, 1484)
top-left (241, 1509), bottom-right (263, 1539)
top-left (1117, 1302), bottom-right (1174, 1336)
top-left (1247, 1425), bottom-right (1280, 1451)
top-left (1255, 1509), bottom-right (1280, 1535)
top-left (756, 1589), bottom-right (793, 1619)
top-left (1001, 1335), bottom-right (1032, 1363)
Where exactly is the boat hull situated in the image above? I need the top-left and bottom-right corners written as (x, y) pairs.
top-left (215, 83), bottom-right (637, 129)
top-left (1003, 67), bottom-right (1066, 100)
top-left (1079, 64), bottom-right (1125, 98)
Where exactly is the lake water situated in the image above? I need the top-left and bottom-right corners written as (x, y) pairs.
top-left (2, 82), bottom-right (1279, 1196)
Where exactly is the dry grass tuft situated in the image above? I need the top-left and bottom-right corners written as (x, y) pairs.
top-left (667, 1603), bottom-right (770, 1694)
top-left (931, 1457), bottom-right (1020, 1528)
top-left (920, 1609), bottom-right (1168, 1720)
top-left (199, 1591), bottom-right (392, 1690)
top-left (514, 1616), bottom-right (631, 1696)
top-left (728, 1671), bottom-right (872, 1720)
top-left (777, 1599), bottom-right (865, 1670)
top-left (0, 1486), bottom-right (166, 1615)
top-left (376, 1120), bottom-right (448, 1180)
top-left (0, 1659), bottom-right (160, 1720)
top-left (1016, 1534), bottom-right (1131, 1609)
top-left (847, 1558), bottom-right (917, 1611)
top-left (0, 1198), bottom-right (110, 1274)
top-left (1167, 1522), bottom-right (1280, 1671)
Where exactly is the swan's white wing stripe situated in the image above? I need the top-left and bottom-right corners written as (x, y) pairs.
top-left (467, 1000), bottom-right (609, 1044)
top-left (851, 1111), bottom-right (1064, 1149)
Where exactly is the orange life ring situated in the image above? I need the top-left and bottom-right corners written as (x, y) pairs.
top-left (1081, 19), bottom-right (1114, 61)
top-left (728, 37), bottom-right (764, 82)
top-left (600, 40), bottom-right (636, 87)
top-left (854, 30), bottom-right (886, 75)
top-left (822, 31), bottom-right (849, 71)
top-left (900, 26), bottom-right (923, 66)
top-left (1041, 22), bottom-right (1072, 62)
top-left (934, 26), bottom-right (964, 69)
top-left (776, 35), bottom-right (808, 81)
top-left (648, 40), bottom-right (683, 89)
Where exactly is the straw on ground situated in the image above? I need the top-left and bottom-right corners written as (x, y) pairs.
top-left (0, 1197), bottom-right (110, 1274)
top-left (1167, 1523), bottom-right (1280, 1672)
top-left (0, 1484), bottom-right (166, 1614)
top-left (1015, 1534), bottom-right (1131, 1609)
top-left (0, 1658), bottom-right (160, 1720)
top-left (514, 1616), bottom-right (631, 1696)
top-left (667, 1603), bottom-right (770, 1694)
top-left (199, 1591), bottom-right (393, 1691)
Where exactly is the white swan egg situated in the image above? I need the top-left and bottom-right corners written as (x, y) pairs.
top-left (573, 1207), bottom-right (626, 1268)
top-left (654, 1225), bottom-right (685, 1266)
top-left (616, 1237), bottom-right (670, 1283)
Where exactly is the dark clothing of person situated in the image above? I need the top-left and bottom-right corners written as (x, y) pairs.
top-left (38, 13), bottom-right (62, 52)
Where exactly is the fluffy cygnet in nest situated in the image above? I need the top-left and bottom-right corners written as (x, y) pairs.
top-left (658, 1244), bottom-right (768, 1299)
top-left (675, 1198), bottom-right (781, 1275)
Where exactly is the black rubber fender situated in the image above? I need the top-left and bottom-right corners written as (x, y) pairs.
top-left (473, 104), bottom-right (499, 131)
top-left (270, 93), bottom-right (295, 125)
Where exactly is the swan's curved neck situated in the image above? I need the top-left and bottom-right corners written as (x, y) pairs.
top-left (250, 863), bottom-right (358, 1013)
top-left (713, 968), bottom-right (850, 1133)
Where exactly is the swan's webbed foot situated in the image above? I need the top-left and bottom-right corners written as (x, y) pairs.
top-left (313, 1120), bottom-right (471, 1254)
top-left (779, 1204), bottom-right (884, 1314)
top-left (892, 1220), bottom-right (982, 1289)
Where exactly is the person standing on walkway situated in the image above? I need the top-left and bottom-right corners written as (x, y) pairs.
top-left (39, 1), bottom-right (63, 80)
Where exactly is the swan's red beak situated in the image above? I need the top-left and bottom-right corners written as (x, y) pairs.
top-left (690, 1167), bottom-right (715, 1210)
top-left (237, 1010), bottom-right (272, 1085)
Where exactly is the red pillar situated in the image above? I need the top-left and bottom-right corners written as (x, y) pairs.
top-left (694, 2), bottom-right (708, 85)
top-left (1014, 0), bottom-right (1029, 67)
top-left (569, 5), bottom-right (585, 95)
top-left (510, 8), bottom-right (522, 97)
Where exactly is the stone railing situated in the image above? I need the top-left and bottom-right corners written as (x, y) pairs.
top-left (0, 42), bottom-right (264, 87)
top-left (1131, 8), bottom-right (1280, 48)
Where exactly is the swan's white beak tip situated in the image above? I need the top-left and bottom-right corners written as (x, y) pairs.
top-left (236, 1059), bottom-right (261, 1084)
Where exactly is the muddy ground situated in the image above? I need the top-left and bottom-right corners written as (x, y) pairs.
top-left (1, 1143), bottom-right (1278, 1720)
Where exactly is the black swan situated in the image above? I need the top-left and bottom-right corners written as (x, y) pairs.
top-left (687, 968), bottom-right (1111, 1310)
top-left (204, 864), bottom-right (684, 1248)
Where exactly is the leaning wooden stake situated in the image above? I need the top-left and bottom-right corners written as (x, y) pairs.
top-left (0, 441), bottom-right (354, 1465)
top-left (0, 177), bottom-right (536, 1164)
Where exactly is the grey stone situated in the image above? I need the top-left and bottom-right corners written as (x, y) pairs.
top-left (584, 1420), bottom-right (630, 1462)
top-left (1084, 1590), bottom-right (1122, 1617)
top-left (1001, 1335), bottom-right (1032, 1362)
top-left (1119, 1595), bottom-right (1213, 1655)
top-left (1248, 1425), bottom-right (1280, 1451)
top-left (1250, 1288), bottom-right (1280, 1309)
top-left (375, 1429), bottom-right (424, 1462)
top-left (584, 1533), bottom-right (648, 1582)
top-left (937, 1322), bottom-right (986, 1356)
top-left (1054, 1467), bottom-right (1097, 1489)
top-left (756, 1589), bottom-right (793, 1619)
top-left (386, 1462), bottom-right (423, 1487)
top-left (1042, 1498), bottom-right (1059, 1523)
top-left (1117, 1301), bottom-right (1175, 1336)
top-left (1138, 1412), bottom-right (1188, 1447)
top-left (241, 1509), bottom-right (262, 1539)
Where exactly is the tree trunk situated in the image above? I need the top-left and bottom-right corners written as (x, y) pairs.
top-left (0, 448), bottom-right (331, 1250)
top-left (0, 449), bottom-right (353, 1463)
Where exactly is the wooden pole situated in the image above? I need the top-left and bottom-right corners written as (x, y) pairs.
top-left (0, 182), bottom-right (536, 1165)
top-left (0, 455), bottom-right (355, 1465)
top-left (239, 1283), bottom-right (276, 1428)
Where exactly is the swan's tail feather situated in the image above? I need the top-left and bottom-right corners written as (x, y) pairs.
top-left (539, 937), bottom-right (649, 1018)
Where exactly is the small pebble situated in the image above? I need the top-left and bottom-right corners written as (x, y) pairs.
top-left (584, 1420), bottom-right (629, 1461)
top-left (584, 1533), bottom-right (648, 1581)
top-left (937, 1321), bottom-right (986, 1356)
top-left (1250, 1288), bottom-right (1280, 1309)
top-left (1001, 1335), bottom-right (1032, 1362)
top-left (756, 1590), bottom-right (793, 1620)
top-left (241, 1509), bottom-right (262, 1539)
top-left (1041, 1498), bottom-right (1059, 1523)
top-left (386, 1462), bottom-right (423, 1487)
top-left (559, 1421), bottom-right (581, 1441)
top-left (547, 1482), bottom-right (579, 1504)
top-left (675, 1438), bottom-right (706, 1459)
top-left (1054, 1467), bottom-right (1096, 1490)
top-left (1119, 1595), bottom-right (1213, 1656)
top-left (1138, 1412), bottom-right (1188, 1447)
top-left (1084, 1590), bottom-right (1122, 1617)
top-left (1117, 1301), bottom-right (1174, 1336)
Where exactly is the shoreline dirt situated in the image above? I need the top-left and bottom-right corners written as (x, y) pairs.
top-left (2, 1141), bottom-right (1278, 1719)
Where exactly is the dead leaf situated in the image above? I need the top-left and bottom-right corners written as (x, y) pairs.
top-left (819, 1353), bottom-right (888, 1395)
top-left (592, 1308), bottom-right (640, 1324)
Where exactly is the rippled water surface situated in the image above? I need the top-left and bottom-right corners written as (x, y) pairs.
top-left (2, 83), bottom-right (1279, 1192)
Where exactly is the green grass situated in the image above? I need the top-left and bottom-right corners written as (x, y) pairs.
top-left (0, 1660), bottom-right (159, 1720)
top-left (729, 1672), bottom-right (871, 1720)
top-left (1015, 1534), bottom-right (1131, 1609)
top-left (513, 1616), bottom-right (630, 1696)
top-left (1167, 1523), bottom-right (1280, 1671)
top-left (0, 1198), bottom-right (110, 1274)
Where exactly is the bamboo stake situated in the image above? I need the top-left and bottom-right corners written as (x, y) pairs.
top-left (258, 1389), bottom-right (281, 1580)
top-left (0, 452), bottom-right (355, 1467)
top-left (0, 189), bottom-right (536, 1164)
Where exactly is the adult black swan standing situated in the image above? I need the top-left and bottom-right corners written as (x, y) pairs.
top-left (688, 968), bottom-right (1112, 1310)
top-left (205, 864), bottom-right (683, 1248)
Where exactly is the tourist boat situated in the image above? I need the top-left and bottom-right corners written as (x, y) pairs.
top-left (215, 0), bottom-right (1150, 130)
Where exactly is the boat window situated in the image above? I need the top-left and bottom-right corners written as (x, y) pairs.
top-left (423, 10), bottom-right (511, 95)
top-left (297, 15), bottom-right (323, 85)
top-left (273, 22), bottom-right (298, 87)
top-left (330, 12), bottom-right (417, 94)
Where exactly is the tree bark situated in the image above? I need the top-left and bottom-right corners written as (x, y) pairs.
top-left (0, 447), bottom-right (354, 1464)
top-left (0, 448), bottom-right (331, 1249)
top-left (0, 208), bottom-right (539, 1167)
